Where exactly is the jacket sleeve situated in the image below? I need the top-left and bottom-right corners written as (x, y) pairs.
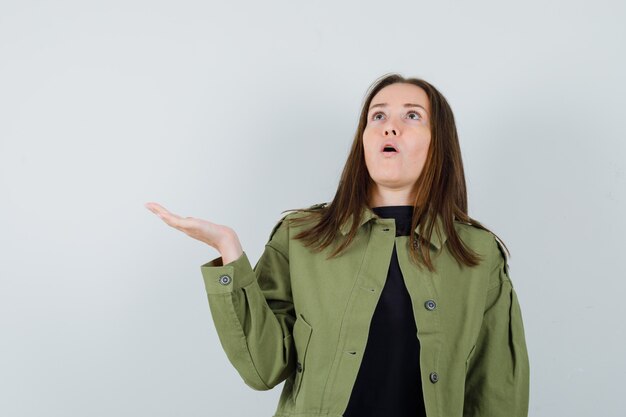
top-left (199, 214), bottom-right (296, 391)
top-left (463, 236), bottom-right (530, 417)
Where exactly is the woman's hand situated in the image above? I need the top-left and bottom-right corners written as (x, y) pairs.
top-left (144, 202), bottom-right (243, 264)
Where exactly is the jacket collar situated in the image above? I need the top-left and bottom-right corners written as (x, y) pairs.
top-left (338, 205), bottom-right (448, 250)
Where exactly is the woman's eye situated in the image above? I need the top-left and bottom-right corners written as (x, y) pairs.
top-left (407, 111), bottom-right (421, 120)
top-left (371, 111), bottom-right (422, 121)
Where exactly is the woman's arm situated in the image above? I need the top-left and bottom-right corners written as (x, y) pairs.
top-left (463, 237), bottom-right (530, 416)
top-left (144, 202), bottom-right (296, 391)
top-left (200, 215), bottom-right (296, 391)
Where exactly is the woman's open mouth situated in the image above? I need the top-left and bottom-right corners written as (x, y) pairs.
top-left (381, 144), bottom-right (398, 157)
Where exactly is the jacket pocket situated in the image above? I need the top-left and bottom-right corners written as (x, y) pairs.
top-left (292, 313), bottom-right (313, 401)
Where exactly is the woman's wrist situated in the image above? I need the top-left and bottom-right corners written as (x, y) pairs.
top-left (217, 233), bottom-right (243, 265)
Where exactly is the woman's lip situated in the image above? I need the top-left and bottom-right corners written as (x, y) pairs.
top-left (381, 151), bottom-right (399, 157)
top-left (381, 142), bottom-right (398, 152)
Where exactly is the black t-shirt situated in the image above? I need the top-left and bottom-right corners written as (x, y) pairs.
top-left (343, 205), bottom-right (427, 417)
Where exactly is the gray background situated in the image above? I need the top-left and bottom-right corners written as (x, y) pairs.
top-left (1, 0), bottom-right (624, 416)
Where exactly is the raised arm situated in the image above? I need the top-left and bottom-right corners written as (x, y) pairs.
top-left (145, 202), bottom-right (296, 390)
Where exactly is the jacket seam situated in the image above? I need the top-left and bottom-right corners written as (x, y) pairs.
top-left (225, 287), bottom-right (271, 390)
top-left (486, 276), bottom-right (511, 292)
top-left (267, 241), bottom-right (289, 260)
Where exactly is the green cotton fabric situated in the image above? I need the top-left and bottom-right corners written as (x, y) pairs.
top-left (200, 203), bottom-right (530, 417)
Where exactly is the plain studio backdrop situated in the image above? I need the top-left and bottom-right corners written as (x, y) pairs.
top-left (1, 0), bottom-right (624, 416)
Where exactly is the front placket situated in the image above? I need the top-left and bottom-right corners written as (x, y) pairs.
top-left (395, 237), bottom-right (443, 417)
top-left (321, 218), bottom-right (397, 415)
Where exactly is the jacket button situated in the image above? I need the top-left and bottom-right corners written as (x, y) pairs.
top-left (424, 299), bottom-right (437, 311)
top-left (219, 275), bottom-right (232, 285)
top-left (296, 362), bottom-right (303, 373)
top-left (429, 372), bottom-right (439, 383)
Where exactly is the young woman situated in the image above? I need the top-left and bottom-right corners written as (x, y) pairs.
top-left (145, 73), bottom-right (530, 417)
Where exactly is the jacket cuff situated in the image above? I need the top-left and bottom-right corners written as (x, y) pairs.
top-left (200, 251), bottom-right (256, 294)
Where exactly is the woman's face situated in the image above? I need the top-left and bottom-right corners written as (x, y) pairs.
top-left (363, 82), bottom-right (431, 201)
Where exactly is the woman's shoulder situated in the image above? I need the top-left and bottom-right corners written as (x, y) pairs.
top-left (276, 201), bottom-right (325, 218)
top-left (452, 217), bottom-right (509, 270)
top-left (267, 202), bottom-right (329, 242)
top-left (452, 216), bottom-right (493, 243)
top-left (305, 201), bottom-right (329, 211)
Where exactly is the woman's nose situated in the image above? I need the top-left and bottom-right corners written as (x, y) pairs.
top-left (384, 127), bottom-right (397, 136)
top-left (383, 117), bottom-right (399, 136)
top-left (384, 123), bottom-right (399, 136)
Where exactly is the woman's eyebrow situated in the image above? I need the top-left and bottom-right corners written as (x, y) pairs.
top-left (368, 102), bottom-right (429, 114)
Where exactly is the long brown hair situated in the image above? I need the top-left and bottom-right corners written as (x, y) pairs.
top-left (282, 73), bottom-right (509, 272)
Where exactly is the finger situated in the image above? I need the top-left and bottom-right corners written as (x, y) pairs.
top-left (145, 203), bottom-right (162, 219)
top-left (145, 203), bottom-right (199, 235)
top-left (145, 202), bottom-right (161, 215)
top-left (145, 202), bottom-right (182, 220)
top-left (145, 202), bottom-right (167, 215)
top-left (161, 212), bottom-right (195, 231)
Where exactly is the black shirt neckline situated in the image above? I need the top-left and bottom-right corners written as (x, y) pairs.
top-left (371, 205), bottom-right (414, 217)
top-left (371, 205), bottom-right (414, 236)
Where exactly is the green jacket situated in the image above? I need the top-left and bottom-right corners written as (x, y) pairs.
top-left (200, 203), bottom-right (530, 417)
